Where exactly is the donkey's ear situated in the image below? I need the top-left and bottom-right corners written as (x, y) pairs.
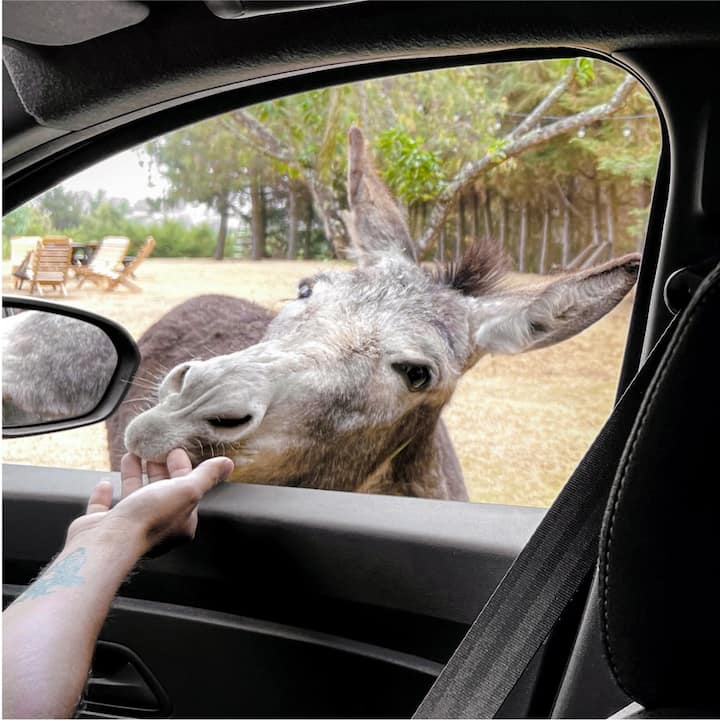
top-left (343, 126), bottom-right (417, 265)
top-left (469, 254), bottom-right (641, 356)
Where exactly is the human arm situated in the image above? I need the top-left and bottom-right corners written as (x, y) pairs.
top-left (2, 449), bottom-right (233, 719)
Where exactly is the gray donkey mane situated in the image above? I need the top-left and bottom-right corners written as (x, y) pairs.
top-left (432, 240), bottom-right (509, 297)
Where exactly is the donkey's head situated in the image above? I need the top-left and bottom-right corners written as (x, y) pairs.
top-left (125, 127), bottom-right (639, 493)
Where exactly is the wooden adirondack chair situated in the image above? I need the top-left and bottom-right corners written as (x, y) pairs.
top-left (27, 236), bottom-right (73, 296)
top-left (10, 236), bottom-right (41, 289)
top-left (75, 236), bottom-right (130, 287)
top-left (10, 235), bottom-right (42, 290)
top-left (10, 236), bottom-right (42, 272)
top-left (78, 236), bottom-right (155, 292)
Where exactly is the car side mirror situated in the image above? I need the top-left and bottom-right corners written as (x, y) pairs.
top-left (2, 295), bottom-right (140, 437)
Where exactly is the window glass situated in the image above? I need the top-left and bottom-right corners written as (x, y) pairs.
top-left (2, 57), bottom-right (661, 506)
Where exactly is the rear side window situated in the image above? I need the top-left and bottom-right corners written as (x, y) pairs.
top-left (2, 57), bottom-right (661, 507)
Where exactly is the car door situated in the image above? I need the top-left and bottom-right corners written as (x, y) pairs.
top-left (4, 3), bottom-right (716, 719)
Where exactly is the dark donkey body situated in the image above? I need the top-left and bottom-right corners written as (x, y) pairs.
top-left (118, 127), bottom-right (639, 500)
top-left (106, 294), bottom-right (468, 498)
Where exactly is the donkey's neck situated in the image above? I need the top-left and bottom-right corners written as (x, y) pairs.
top-left (268, 407), bottom-right (466, 501)
top-left (308, 404), bottom-right (466, 500)
top-left (357, 418), bottom-right (467, 500)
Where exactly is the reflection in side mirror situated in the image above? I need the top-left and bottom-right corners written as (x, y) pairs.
top-left (2, 310), bottom-right (119, 427)
top-left (2, 297), bottom-right (140, 437)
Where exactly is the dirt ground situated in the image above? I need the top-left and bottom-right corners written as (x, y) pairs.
top-left (2, 258), bottom-right (632, 507)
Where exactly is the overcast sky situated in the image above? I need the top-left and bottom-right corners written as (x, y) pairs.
top-left (59, 146), bottom-right (167, 204)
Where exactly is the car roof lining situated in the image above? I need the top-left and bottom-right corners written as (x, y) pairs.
top-left (0, 45), bottom-right (631, 211)
top-left (3, 1), bottom-right (716, 132)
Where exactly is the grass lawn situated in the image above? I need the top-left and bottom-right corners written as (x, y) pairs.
top-left (2, 257), bottom-right (632, 507)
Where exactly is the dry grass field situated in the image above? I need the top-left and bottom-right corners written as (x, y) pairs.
top-left (2, 258), bottom-right (632, 507)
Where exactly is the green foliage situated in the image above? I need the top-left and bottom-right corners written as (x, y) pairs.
top-left (374, 129), bottom-right (445, 204)
top-left (6, 57), bottom-right (661, 269)
top-left (36, 186), bottom-right (88, 231)
top-left (2, 205), bottom-right (52, 259)
top-left (4, 189), bottom-right (217, 258)
top-left (143, 221), bottom-right (216, 257)
top-left (574, 57), bottom-right (596, 86)
top-left (67, 200), bottom-right (137, 246)
top-left (486, 138), bottom-right (509, 163)
top-left (67, 202), bottom-right (216, 257)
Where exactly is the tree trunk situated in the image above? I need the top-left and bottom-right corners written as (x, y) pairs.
top-left (483, 189), bottom-right (493, 242)
top-left (607, 184), bottom-right (617, 256)
top-left (250, 168), bottom-right (265, 261)
top-left (308, 181), bottom-right (345, 258)
top-left (304, 199), bottom-right (313, 259)
top-left (499, 197), bottom-right (508, 250)
top-left (227, 108), bottom-right (347, 257)
top-left (591, 182), bottom-right (602, 248)
top-left (214, 199), bottom-right (230, 261)
top-left (410, 203), bottom-right (422, 241)
top-left (518, 202), bottom-right (528, 273)
top-left (472, 190), bottom-right (481, 241)
top-left (287, 183), bottom-right (298, 260)
top-left (438, 227), bottom-right (445, 262)
top-left (540, 202), bottom-right (550, 274)
top-left (560, 179), bottom-right (574, 268)
top-left (455, 194), bottom-right (465, 261)
top-left (560, 205), bottom-right (571, 268)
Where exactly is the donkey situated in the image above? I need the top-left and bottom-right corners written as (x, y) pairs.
top-left (107, 292), bottom-right (468, 495)
top-left (122, 126), bottom-right (640, 500)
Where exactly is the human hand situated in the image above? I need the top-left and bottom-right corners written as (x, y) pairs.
top-left (66, 449), bottom-right (234, 557)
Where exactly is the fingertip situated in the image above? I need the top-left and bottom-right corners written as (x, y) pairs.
top-left (198, 455), bottom-right (234, 484)
top-left (210, 455), bottom-right (233, 478)
top-left (166, 448), bottom-right (193, 478)
top-left (120, 453), bottom-right (142, 474)
top-left (87, 480), bottom-right (113, 513)
top-left (219, 457), bottom-right (234, 482)
top-left (167, 447), bottom-right (190, 464)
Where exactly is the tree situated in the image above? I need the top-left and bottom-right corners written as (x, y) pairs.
top-left (2, 204), bottom-right (52, 241)
top-left (144, 118), bottom-right (249, 260)
top-left (225, 85), bottom-right (357, 257)
top-left (415, 65), bottom-right (638, 256)
top-left (36, 187), bottom-right (88, 231)
top-left (140, 57), bottom-right (660, 267)
top-left (2, 204), bottom-right (52, 258)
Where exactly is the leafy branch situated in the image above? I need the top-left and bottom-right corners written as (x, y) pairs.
top-left (416, 73), bottom-right (638, 255)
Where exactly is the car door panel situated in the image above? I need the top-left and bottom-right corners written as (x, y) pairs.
top-left (3, 463), bottom-right (545, 717)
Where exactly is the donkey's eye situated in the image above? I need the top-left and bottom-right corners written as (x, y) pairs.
top-left (207, 415), bottom-right (253, 429)
top-left (393, 363), bottom-right (432, 391)
top-left (297, 283), bottom-right (312, 299)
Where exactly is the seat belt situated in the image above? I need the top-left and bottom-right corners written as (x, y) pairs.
top-left (414, 295), bottom-right (686, 719)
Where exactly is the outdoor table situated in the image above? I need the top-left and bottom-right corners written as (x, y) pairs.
top-left (71, 241), bottom-right (98, 266)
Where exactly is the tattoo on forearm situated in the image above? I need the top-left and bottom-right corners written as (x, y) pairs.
top-left (16, 548), bottom-right (87, 602)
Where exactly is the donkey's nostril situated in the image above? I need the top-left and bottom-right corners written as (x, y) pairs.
top-left (207, 415), bottom-right (253, 429)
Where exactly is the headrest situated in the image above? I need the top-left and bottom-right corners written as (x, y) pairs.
top-left (599, 259), bottom-right (720, 711)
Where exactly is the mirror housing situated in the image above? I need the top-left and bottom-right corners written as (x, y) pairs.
top-left (2, 295), bottom-right (140, 438)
